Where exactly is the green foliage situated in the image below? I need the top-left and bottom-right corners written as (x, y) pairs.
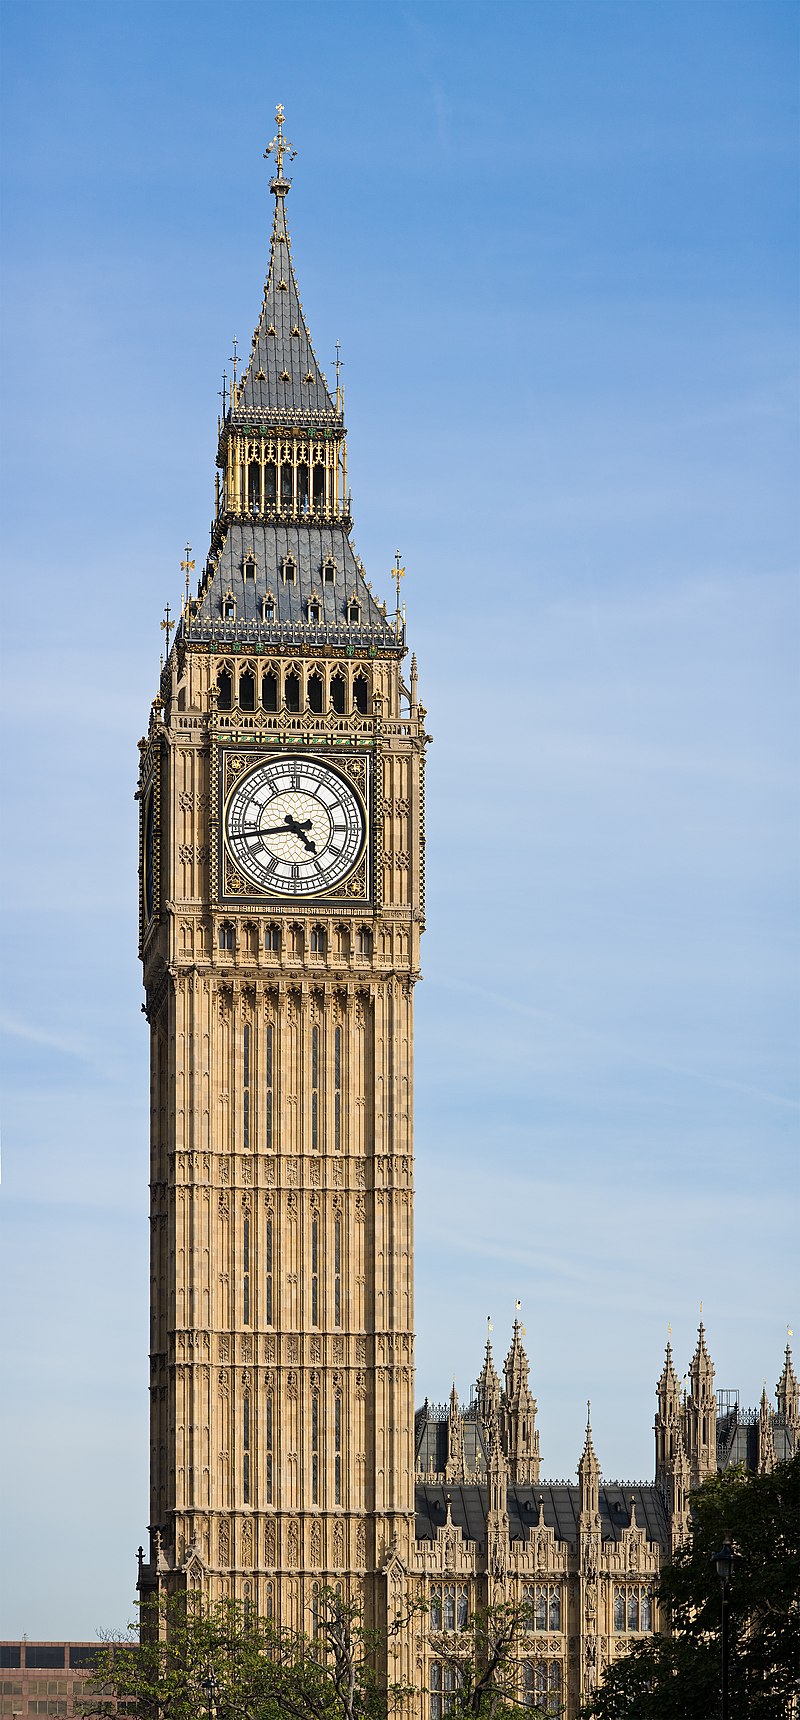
top-left (583, 1452), bottom-right (800, 1719)
top-left (428, 1599), bottom-right (557, 1719)
top-left (80, 1588), bottom-right (410, 1720)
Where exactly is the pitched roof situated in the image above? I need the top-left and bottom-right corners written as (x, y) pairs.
top-left (234, 186), bottom-right (339, 428)
top-left (415, 1482), bottom-right (670, 1552)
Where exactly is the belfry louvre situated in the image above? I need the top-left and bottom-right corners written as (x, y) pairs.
top-left (136, 111), bottom-right (799, 1718)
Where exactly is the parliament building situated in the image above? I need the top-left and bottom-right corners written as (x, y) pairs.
top-left (135, 113), bottom-right (798, 1718)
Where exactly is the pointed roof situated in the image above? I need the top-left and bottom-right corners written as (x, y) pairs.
top-left (657, 1341), bottom-right (681, 1409)
top-left (579, 1402), bottom-right (600, 1479)
top-left (689, 1320), bottom-right (715, 1391)
top-left (504, 1317), bottom-right (533, 1402)
top-left (776, 1342), bottom-right (799, 1422)
top-left (476, 1326), bottom-right (501, 1415)
top-left (234, 170), bottom-right (339, 429)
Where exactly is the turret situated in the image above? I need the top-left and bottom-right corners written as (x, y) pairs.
top-left (485, 1415), bottom-right (509, 1579)
top-left (666, 1429), bottom-right (690, 1554)
top-left (684, 1321), bottom-right (716, 1486)
top-left (578, 1403), bottom-right (600, 1524)
top-left (758, 1384), bottom-right (776, 1475)
top-left (500, 1315), bottom-right (540, 1483)
top-left (776, 1342), bottom-right (799, 1441)
top-left (654, 1340), bottom-right (682, 1486)
top-left (476, 1323), bottom-right (502, 1426)
top-left (445, 1381), bottom-right (463, 1481)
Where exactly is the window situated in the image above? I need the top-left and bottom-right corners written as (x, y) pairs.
top-left (310, 926), bottom-right (326, 956)
top-left (312, 463), bottom-right (325, 510)
top-left (307, 597), bottom-right (321, 623)
top-left (265, 1215), bottom-right (274, 1326)
top-left (311, 1215), bottom-right (319, 1326)
top-left (243, 1583), bottom-right (253, 1629)
top-left (311, 1024), bottom-right (320, 1151)
top-left (219, 923), bottom-right (234, 951)
top-left (217, 669), bottom-right (233, 710)
top-left (429, 1662), bottom-right (457, 1719)
top-left (431, 1584), bottom-right (468, 1634)
top-left (242, 1216), bottom-right (250, 1325)
top-left (308, 672), bottom-right (323, 713)
top-left (282, 555), bottom-right (296, 584)
top-left (356, 927), bottom-right (372, 957)
top-left (311, 1392), bottom-right (319, 1503)
top-left (223, 592), bottom-right (236, 620)
top-left (334, 1024), bottom-right (342, 1152)
top-left (311, 1582), bottom-right (321, 1639)
top-left (239, 670), bottom-right (255, 711)
top-left (285, 672), bottom-right (300, 713)
top-left (331, 673), bottom-right (346, 714)
top-left (353, 673), bottom-right (368, 713)
top-left (262, 594), bottom-right (275, 623)
top-left (244, 554), bottom-right (256, 580)
top-left (264, 462), bottom-right (277, 505)
top-left (614, 1585), bottom-right (653, 1633)
top-left (265, 1387), bottom-right (274, 1503)
top-left (264, 923), bottom-right (281, 953)
top-left (641, 1591), bottom-right (653, 1632)
top-left (334, 1214), bottom-right (342, 1327)
top-left (243, 1392), bottom-right (251, 1504)
top-left (323, 558), bottom-right (336, 584)
top-left (334, 1392), bottom-right (342, 1505)
top-left (247, 461), bottom-right (261, 512)
top-left (265, 1023), bottom-right (274, 1152)
top-left (347, 597), bottom-right (361, 624)
top-left (262, 670), bottom-right (278, 711)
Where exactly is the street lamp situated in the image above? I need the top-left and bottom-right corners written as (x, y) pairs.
top-left (201, 1670), bottom-right (221, 1720)
top-left (711, 1537), bottom-right (733, 1720)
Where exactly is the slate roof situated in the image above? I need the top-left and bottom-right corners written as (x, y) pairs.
top-left (415, 1407), bottom-right (490, 1476)
top-left (415, 1482), bottom-right (670, 1553)
top-left (184, 519), bottom-right (400, 654)
top-left (233, 185), bottom-right (340, 428)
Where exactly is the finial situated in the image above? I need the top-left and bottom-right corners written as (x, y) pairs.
top-left (393, 550), bottom-right (405, 616)
top-left (181, 544), bottom-right (195, 615)
top-left (160, 602), bottom-right (173, 657)
top-left (219, 370), bottom-right (228, 416)
top-left (229, 337), bottom-right (239, 388)
top-left (264, 103), bottom-right (296, 189)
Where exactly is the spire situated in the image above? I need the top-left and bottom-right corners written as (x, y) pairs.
top-left (578, 1402), bottom-right (600, 1519)
top-left (758, 1384), bottom-right (776, 1474)
top-left (776, 1340), bottom-right (799, 1428)
top-left (655, 1339), bottom-right (683, 1485)
top-left (235, 109), bottom-right (338, 426)
top-left (685, 1320), bottom-right (717, 1486)
top-left (445, 1381), bottom-right (463, 1481)
top-left (500, 1311), bottom-right (540, 1484)
top-left (476, 1320), bottom-right (501, 1425)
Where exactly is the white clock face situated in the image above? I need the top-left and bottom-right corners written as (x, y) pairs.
top-left (225, 756), bottom-right (366, 896)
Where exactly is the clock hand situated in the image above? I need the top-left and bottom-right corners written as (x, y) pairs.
top-left (241, 816), bottom-right (318, 854)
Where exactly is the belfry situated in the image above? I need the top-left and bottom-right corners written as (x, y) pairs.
top-left (137, 115), bottom-right (797, 1719)
top-left (137, 106), bottom-right (424, 1665)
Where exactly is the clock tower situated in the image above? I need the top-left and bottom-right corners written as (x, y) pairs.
top-left (137, 110), bottom-right (426, 1650)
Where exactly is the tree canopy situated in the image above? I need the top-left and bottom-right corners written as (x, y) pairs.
top-left (582, 1452), bottom-right (800, 1719)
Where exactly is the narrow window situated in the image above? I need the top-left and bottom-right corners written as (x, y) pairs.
top-left (265, 1023), bottom-right (274, 1153)
top-left (280, 465), bottom-right (292, 509)
top-left (548, 1664), bottom-right (562, 1712)
top-left (265, 924), bottom-right (281, 954)
top-left (265, 1388), bottom-right (274, 1503)
top-left (628, 1589), bottom-right (639, 1632)
top-left (244, 554), bottom-right (256, 580)
top-left (218, 922), bottom-right (234, 952)
top-left (247, 463), bottom-right (260, 512)
top-left (262, 671), bottom-right (278, 710)
top-left (223, 594), bottom-right (236, 620)
top-left (334, 1215), bottom-right (342, 1328)
top-left (353, 674), bottom-right (368, 714)
top-left (334, 1025), bottom-right (342, 1153)
top-left (334, 1392), bottom-right (342, 1505)
top-left (242, 1023), bottom-right (251, 1152)
top-left (347, 598), bottom-right (360, 624)
top-left (331, 673), bottom-right (346, 714)
top-left (307, 597), bottom-right (320, 623)
top-left (357, 927), bottom-right (372, 957)
top-left (311, 1024), bottom-right (319, 1151)
top-left (262, 594), bottom-right (275, 623)
top-left (443, 1584), bottom-right (455, 1632)
top-left (548, 1586), bottom-right (560, 1631)
top-left (282, 556), bottom-right (296, 585)
top-left (217, 669), bottom-right (232, 710)
top-left (243, 1392), bottom-right (250, 1504)
top-left (522, 1663), bottom-right (534, 1709)
top-left (264, 462), bottom-right (276, 506)
top-left (535, 1588), bottom-right (547, 1632)
top-left (311, 1215), bottom-right (319, 1326)
top-left (239, 670), bottom-right (255, 712)
top-left (311, 1393), bottom-right (319, 1503)
top-left (308, 672), bottom-right (323, 713)
top-left (312, 463), bottom-right (325, 510)
top-left (522, 1584), bottom-right (534, 1632)
top-left (613, 1587), bottom-right (625, 1633)
top-left (457, 1587), bottom-right (468, 1630)
top-left (310, 926), bottom-right (326, 956)
top-left (285, 672), bottom-right (300, 712)
top-left (265, 1215), bottom-right (274, 1326)
top-left (323, 559), bottom-right (336, 584)
top-left (243, 1583), bottom-right (252, 1629)
top-left (297, 462), bottom-right (309, 512)
top-left (430, 1586), bottom-right (442, 1632)
top-left (243, 1216), bottom-right (250, 1326)
top-left (641, 1591), bottom-right (652, 1632)
top-left (265, 1582), bottom-right (274, 1620)
top-left (429, 1661), bottom-right (442, 1720)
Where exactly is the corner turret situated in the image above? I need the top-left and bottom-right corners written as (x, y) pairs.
top-left (684, 1320), bottom-right (716, 1486)
top-left (500, 1313), bottom-right (540, 1483)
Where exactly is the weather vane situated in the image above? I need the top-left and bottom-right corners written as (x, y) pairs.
top-left (229, 337), bottom-right (239, 388)
top-left (393, 550), bottom-right (405, 611)
top-left (161, 602), bottom-right (174, 657)
top-left (264, 103), bottom-right (296, 180)
top-left (181, 543), bottom-right (195, 611)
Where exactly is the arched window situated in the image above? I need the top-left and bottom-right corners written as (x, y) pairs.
top-left (311, 1024), bottom-right (320, 1151)
top-left (264, 923), bottom-right (281, 954)
top-left (217, 669), bottom-right (233, 710)
top-left (430, 1586), bottom-right (442, 1632)
top-left (265, 1581), bottom-right (275, 1620)
top-left (265, 1023), bottom-right (274, 1153)
top-left (239, 670), bottom-right (255, 711)
top-left (334, 1214), bottom-right (342, 1327)
top-left (613, 1587), bottom-right (626, 1633)
top-left (310, 926), bottom-right (326, 956)
top-left (244, 554), bottom-right (256, 580)
top-left (535, 1588), bottom-right (547, 1631)
top-left (242, 1215), bottom-right (250, 1325)
top-left (280, 464), bottom-right (292, 509)
top-left (265, 1215), bottom-right (274, 1327)
top-left (334, 1026), bottom-right (342, 1154)
top-left (522, 1663), bottom-right (534, 1709)
top-left (334, 1391), bottom-right (342, 1505)
top-left (262, 592), bottom-right (276, 623)
top-left (265, 1386), bottom-right (274, 1503)
top-left (291, 924), bottom-right (304, 956)
top-left (248, 461), bottom-right (261, 512)
top-left (356, 927), bottom-right (372, 957)
top-left (285, 672), bottom-right (300, 713)
top-left (549, 1587), bottom-right (561, 1630)
top-left (308, 672), bottom-right (323, 713)
top-left (310, 1215), bottom-right (319, 1327)
top-left (307, 597), bottom-right (320, 624)
top-left (311, 1392), bottom-right (319, 1503)
top-left (218, 922), bottom-right (234, 951)
top-left (311, 1582), bottom-right (321, 1638)
top-left (242, 1023), bottom-right (251, 1152)
top-left (443, 1585), bottom-right (455, 1632)
top-left (282, 555), bottom-right (296, 584)
top-left (297, 462), bottom-right (309, 512)
top-left (242, 1392), bottom-right (251, 1504)
top-left (264, 462), bottom-right (277, 506)
top-left (347, 597), bottom-right (360, 624)
top-left (641, 1591), bottom-right (653, 1632)
top-left (262, 670), bottom-right (278, 711)
top-left (243, 1582), bottom-right (253, 1629)
top-left (353, 673), bottom-right (368, 713)
top-left (223, 591), bottom-right (236, 621)
top-left (331, 673), bottom-right (346, 714)
top-left (322, 557), bottom-right (336, 585)
top-left (312, 463), bottom-right (325, 511)
top-left (628, 1589), bottom-right (640, 1632)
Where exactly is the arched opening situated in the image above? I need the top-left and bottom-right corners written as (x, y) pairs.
top-left (262, 671), bottom-right (278, 712)
top-left (308, 673), bottom-right (323, 713)
top-left (353, 674), bottom-right (368, 714)
top-left (331, 673), bottom-right (346, 714)
top-left (264, 462), bottom-right (277, 506)
top-left (239, 670), bottom-right (255, 711)
top-left (280, 462), bottom-right (293, 509)
top-left (285, 672), bottom-right (300, 713)
top-left (217, 669), bottom-right (233, 710)
top-left (247, 463), bottom-right (260, 512)
top-left (297, 462), bottom-right (309, 512)
top-left (312, 464), bottom-right (325, 511)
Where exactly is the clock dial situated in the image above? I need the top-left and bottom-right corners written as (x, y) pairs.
top-left (225, 756), bottom-right (366, 896)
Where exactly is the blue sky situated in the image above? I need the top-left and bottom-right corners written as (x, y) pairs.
top-left (0, 0), bottom-right (798, 1637)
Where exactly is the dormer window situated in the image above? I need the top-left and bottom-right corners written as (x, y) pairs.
top-left (267, 324), bottom-right (277, 336)
top-left (347, 596), bottom-right (361, 624)
top-left (282, 557), bottom-right (296, 585)
top-left (291, 325), bottom-right (301, 337)
top-left (322, 558), bottom-right (336, 585)
top-left (307, 597), bottom-right (321, 624)
top-left (222, 591), bottom-right (236, 621)
top-left (243, 556), bottom-right (256, 581)
top-left (262, 592), bottom-right (276, 622)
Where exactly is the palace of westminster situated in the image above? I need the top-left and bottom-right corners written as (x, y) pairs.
top-left (125, 114), bottom-right (797, 1718)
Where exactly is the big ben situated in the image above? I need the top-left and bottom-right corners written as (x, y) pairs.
top-left (136, 109), bottom-right (426, 1652)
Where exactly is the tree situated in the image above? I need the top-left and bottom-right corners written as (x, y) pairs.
top-left (80, 1588), bottom-right (413, 1720)
top-left (428, 1599), bottom-right (556, 1719)
top-left (582, 1452), bottom-right (800, 1720)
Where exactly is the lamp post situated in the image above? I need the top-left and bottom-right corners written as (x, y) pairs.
top-left (201, 1670), bottom-right (221, 1720)
top-left (712, 1536), bottom-right (733, 1720)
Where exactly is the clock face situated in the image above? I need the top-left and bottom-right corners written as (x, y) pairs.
top-left (224, 756), bottom-right (366, 897)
